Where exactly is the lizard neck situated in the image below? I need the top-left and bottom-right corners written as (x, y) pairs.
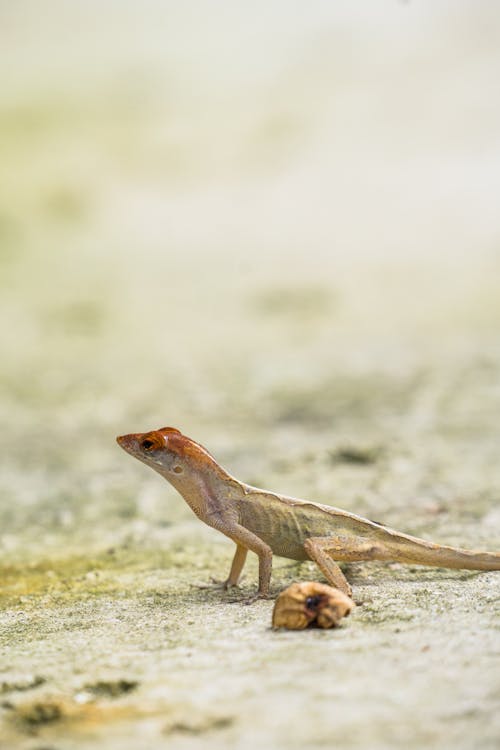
top-left (166, 472), bottom-right (212, 518)
top-left (157, 459), bottom-right (244, 519)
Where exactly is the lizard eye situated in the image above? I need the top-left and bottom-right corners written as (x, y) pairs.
top-left (141, 439), bottom-right (155, 450)
top-left (172, 465), bottom-right (183, 474)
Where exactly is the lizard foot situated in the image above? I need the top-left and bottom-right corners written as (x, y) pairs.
top-left (193, 577), bottom-right (239, 592)
top-left (229, 591), bottom-right (274, 605)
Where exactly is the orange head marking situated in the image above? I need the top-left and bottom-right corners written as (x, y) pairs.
top-left (158, 427), bottom-right (182, 435)
top-left (158, 430), bottom-right (217, 467)
top-left (116, 426), bottom-right (225, 480)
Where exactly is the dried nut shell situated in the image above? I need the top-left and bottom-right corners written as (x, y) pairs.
top-left (272, 582), bottom-right (354, 630)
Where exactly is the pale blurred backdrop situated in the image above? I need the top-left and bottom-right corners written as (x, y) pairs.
top-left (1, 4), bottom-right (500, 748)
top-left (2, 0), bottom-right (500, 547)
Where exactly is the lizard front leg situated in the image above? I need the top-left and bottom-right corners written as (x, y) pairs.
top-left (226, 544), bottom-right (248, 586)
top-left (210, 518), bottom-right (273, 600)
top-left (196, 544), bottom-right (248, 591)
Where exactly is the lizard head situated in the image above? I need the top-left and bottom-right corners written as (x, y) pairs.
top-left (116, 426), bottom-right (224, 481)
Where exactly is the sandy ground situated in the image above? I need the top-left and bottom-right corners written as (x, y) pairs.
top-left (1, 3), bottom-right (500, 748)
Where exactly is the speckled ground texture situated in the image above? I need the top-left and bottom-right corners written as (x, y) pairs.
top-left (1, 3), bottom-right (500, 749)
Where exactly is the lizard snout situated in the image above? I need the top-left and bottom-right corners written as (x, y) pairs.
top-left (116, 433), bottom-right (139, 453)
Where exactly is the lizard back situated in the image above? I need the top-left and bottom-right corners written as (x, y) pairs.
top-left (237, 487), bottom-right (374, 560)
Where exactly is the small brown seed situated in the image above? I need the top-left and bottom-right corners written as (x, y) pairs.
top-left (272, 582), bottom-right (354, 630)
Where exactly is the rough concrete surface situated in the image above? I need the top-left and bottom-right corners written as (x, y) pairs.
top-left (1, 3), bottom-right (500, 749)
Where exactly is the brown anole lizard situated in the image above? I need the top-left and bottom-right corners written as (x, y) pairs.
top-left (117, 427), bottom-right (500, 600)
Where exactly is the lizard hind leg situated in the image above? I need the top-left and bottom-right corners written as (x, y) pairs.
top-left (304, 534), bottom-right (393, 597)
top-left (303, 537), bottom-right (352, 597)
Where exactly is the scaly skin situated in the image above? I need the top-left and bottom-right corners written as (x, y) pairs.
top-left (116, 427), bottom-right (500, 600)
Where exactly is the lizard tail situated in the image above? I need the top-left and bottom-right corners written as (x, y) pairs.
top-left (379, 531), bottom-right (500, 571)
